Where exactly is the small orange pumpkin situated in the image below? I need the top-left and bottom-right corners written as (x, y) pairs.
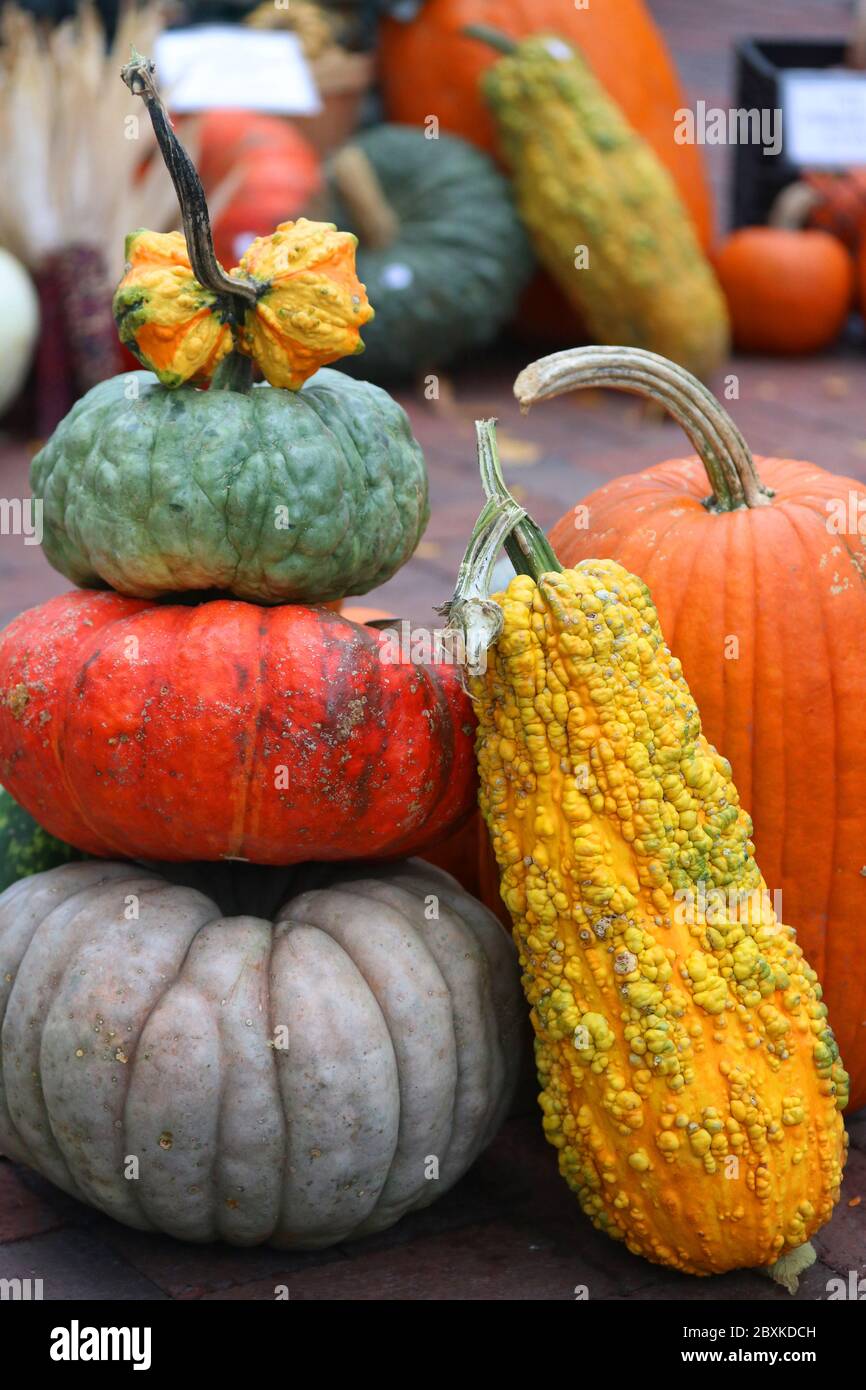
top-left (714, 227), bottom-right (854, 355)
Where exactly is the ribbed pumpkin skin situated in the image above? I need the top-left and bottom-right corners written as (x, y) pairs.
top-left (0, 591), bottom-right (475, 864)
top-left (31, 369), bottom-right (428, 605)
top-left (481, 38), bottom-right (729, 381)
top-left (0, 786), bottom-right (81, 894)
top-left (0, 859), bottom-right (523, 1249)
top-left (379, 0), bottom-right (713, 249)
top-left (550, 456), bottom-right (866, 1112)
top-left (329, 125), bottom-right (533, 380)
top-left (474, 561), bottom-right (848, 1275)
top-left (803, 169), bottom-right (866, 253)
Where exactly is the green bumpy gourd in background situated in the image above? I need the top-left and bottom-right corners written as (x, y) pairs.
top-left (329, 125), bottom-right (534, 381)
top-left (0, 785), bottom-right (82, 893)
top-left (30, 368), bottom-right (429, 605)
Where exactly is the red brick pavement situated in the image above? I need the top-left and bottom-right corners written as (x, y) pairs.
top-left (0, 1113), bottom-right (862, 1301)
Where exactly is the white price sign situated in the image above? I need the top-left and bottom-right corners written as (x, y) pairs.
top-left (153, 26), bottom-right (322, 115)
top-left (781, 70), bottom-right (866, 168)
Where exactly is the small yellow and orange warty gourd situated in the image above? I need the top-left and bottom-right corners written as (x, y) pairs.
top-left (114, 53), bottom-right (372, 392)
top-left (115, 219), bottom-right (373, 391)
top-left (234, 218), bottom-right (374, 389)
top-left (114, 229), bottom-right (234, 386)
top-left (446, 403), bottom-right (848, 1287)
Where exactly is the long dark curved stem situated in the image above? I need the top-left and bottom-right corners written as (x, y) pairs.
top-left (121, 49), bottom-right (257, 313)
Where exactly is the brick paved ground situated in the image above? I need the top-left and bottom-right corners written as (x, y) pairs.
top-left (0, 0), bottom-right (864, 1300)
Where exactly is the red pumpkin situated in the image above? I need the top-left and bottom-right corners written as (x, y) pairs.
top-left (803, 168), bottom-right (866, 252)
top-left (517, 344), bottom-right (866, 1110)
top-left (0, 591), bottom-right (475, 864)
top-left (193, 110), bottom-right (321, 268)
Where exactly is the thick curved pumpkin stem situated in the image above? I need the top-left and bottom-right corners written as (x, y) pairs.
top-left (514, 345), bottom-right (773, 512)
top-left (121, 49), bottom-right (258, 316)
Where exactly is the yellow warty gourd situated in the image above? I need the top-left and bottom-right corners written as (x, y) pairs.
top-left (447, 376), bottom-right (847, 1285)
top-left (474, 29), bottom-right (730, 381)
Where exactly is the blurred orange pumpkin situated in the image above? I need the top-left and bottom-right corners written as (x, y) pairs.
top-left (714, 227), bottom-right (854, 354)
top-left (803, 168), bottom-right (866, 252)
top-left (194, 110), bottom-right (322, 268)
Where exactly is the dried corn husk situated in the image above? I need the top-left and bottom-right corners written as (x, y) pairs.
top-left (0, 2), bottom-right (233, 284)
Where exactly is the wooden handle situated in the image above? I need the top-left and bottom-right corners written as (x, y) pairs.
top-left (330, 146), bottom-right (399, 250)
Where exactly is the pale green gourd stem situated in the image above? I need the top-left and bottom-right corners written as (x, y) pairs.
top-left (443, 419), bottom-right (561, 675)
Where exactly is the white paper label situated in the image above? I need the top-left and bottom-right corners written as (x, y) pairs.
top-left (782, 70), bottom-right (866, 168)
top-left (153, 26), bottom-right (321, 115)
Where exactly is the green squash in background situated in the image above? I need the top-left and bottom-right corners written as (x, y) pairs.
top-left (328, 124), bottom-right (534, 381)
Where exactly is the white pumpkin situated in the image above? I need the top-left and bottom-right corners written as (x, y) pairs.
top-left (0, 858), bottom-right (523, 1249)
top-left (0, 248), bottom-right (39, 416)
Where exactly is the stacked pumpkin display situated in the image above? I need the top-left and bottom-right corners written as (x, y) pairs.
top-left (0, 53), bottom-right (525, 1250)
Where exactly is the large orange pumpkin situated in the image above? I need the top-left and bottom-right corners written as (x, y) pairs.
top-left (380, 0), bottom-right (713, 251)
top-left (514, 344), bottom-right (866, 1110)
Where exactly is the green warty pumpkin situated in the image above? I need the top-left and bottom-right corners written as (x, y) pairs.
top-left (30, 369), bottom-right (429, 605)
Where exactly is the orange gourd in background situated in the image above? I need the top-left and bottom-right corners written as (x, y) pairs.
top-left (194, 110), bottom-right (321, 267)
